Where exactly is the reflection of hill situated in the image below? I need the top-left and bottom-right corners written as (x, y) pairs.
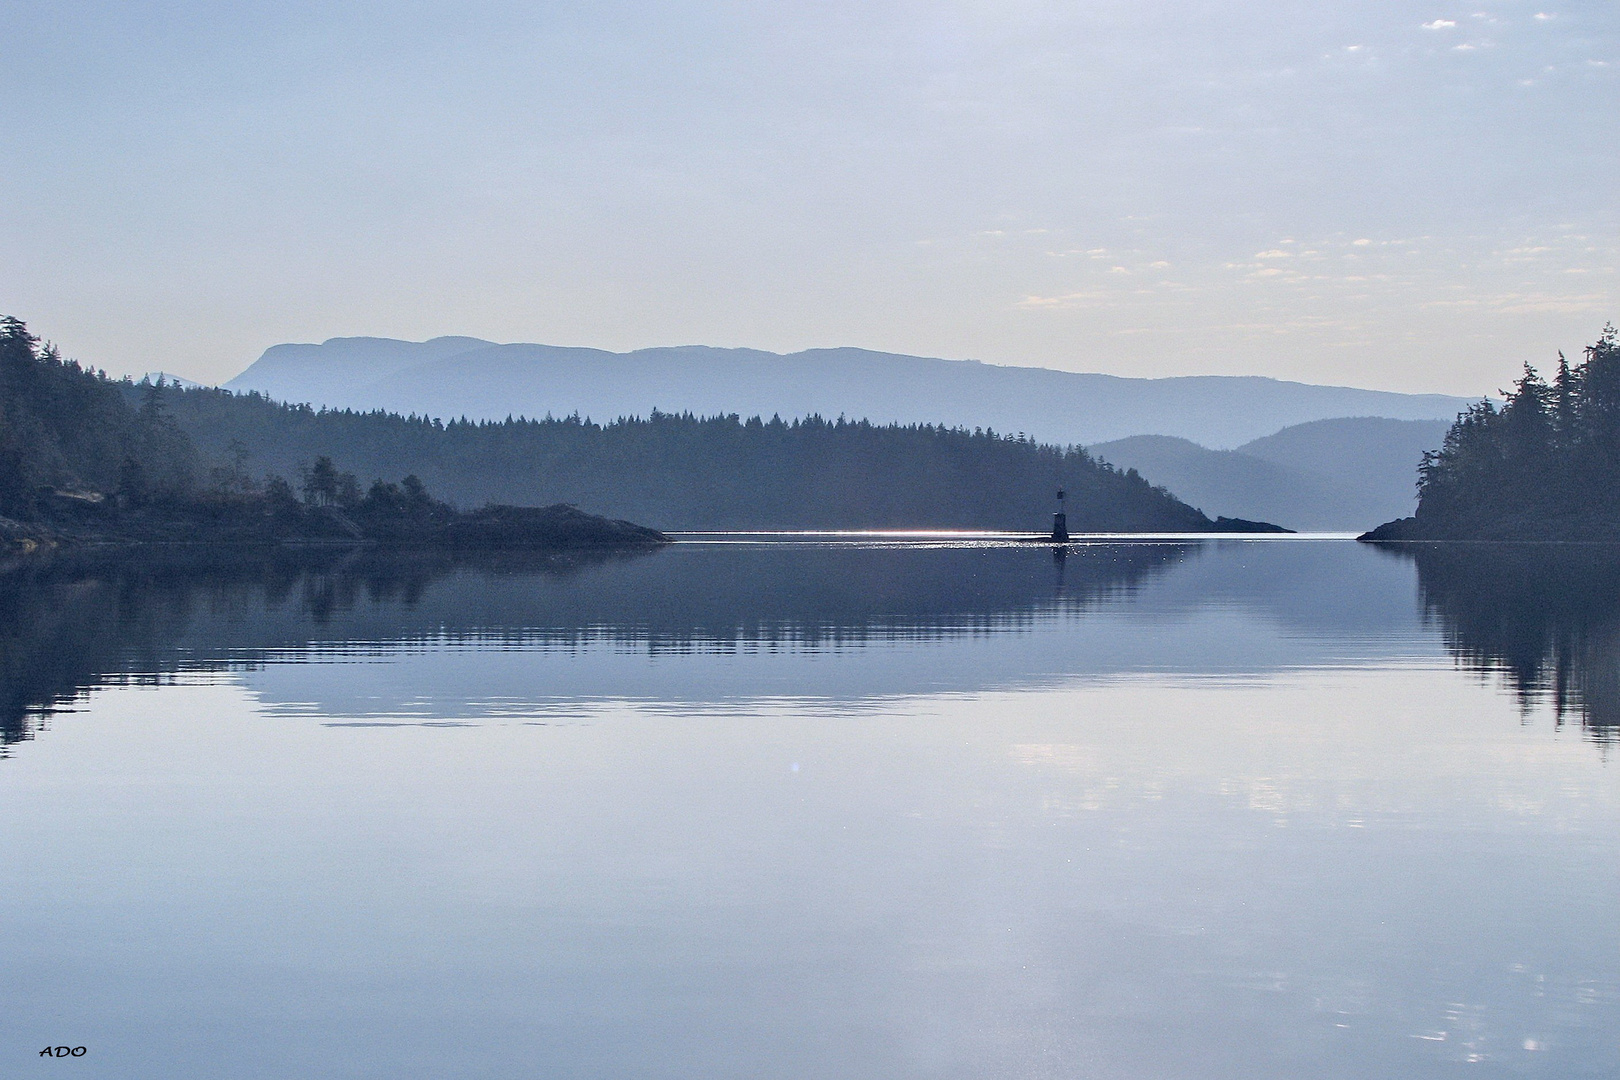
top-left (0, 542), bottom-right (1186, 747)
top-left (1405, 544), bottom-right (1620, 741)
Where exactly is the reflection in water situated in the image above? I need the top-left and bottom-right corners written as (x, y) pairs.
top-left (1402, 543), bottom-right (1620, 741)
top-left (0, 547), bottom-right (635, 748)
top-left (5, 540), bottom-right (1618, 1079)
top-left (0, 541), bottom-right (1186, 748)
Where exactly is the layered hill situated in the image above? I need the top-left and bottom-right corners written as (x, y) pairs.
top-left (226, 337), bottom-right (1474, 450)
top-left (1090, 418), bottom-right (1451, 532)
top-left (0, 313), bottom-right (1274, 538)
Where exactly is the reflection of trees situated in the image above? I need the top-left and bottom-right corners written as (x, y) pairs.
top-left (0, 542), bottom-right (1188, 750)
top-left (0, 547), bottom-right (636, 750)
top-left (1406, 543), bottom-right (1620, 741)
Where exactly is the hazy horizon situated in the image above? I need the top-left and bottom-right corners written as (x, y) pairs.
top-left (4, 1), bottom-right (1614, 395)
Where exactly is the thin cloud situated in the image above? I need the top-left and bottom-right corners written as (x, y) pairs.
top-left (1015, 291), bottom-right (1110, 309)
top-left (1423, 20), bottom-right (1458, 30)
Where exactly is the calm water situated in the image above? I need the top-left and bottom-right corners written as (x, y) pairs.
top-left (2, 537), bottom-right (1618, 1078)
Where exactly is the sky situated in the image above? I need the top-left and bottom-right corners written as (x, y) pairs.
top-left (2, 1), bottom-right (1615, 393)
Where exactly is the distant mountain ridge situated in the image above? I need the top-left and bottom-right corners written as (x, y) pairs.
top-left (1090, 417), bottom-right (1452, 531)
top-left (225, 336), bottom-right (1477, 449)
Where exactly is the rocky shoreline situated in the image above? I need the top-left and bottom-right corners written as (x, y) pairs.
top-left (0, 501), bottom-right (669, 555)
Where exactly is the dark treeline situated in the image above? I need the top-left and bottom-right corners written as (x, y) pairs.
top-left (152, 379), bottom-right (1216, 531)
top-left (0, 317), bottom-right (661, 548)
top-left (1367, 325), bottom-right (1620, 540)
top-left (0, 316), bottom-right (195, 512)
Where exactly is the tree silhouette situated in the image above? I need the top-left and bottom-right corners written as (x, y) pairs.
top-left (1404, 325), bottom-right (1620, 539)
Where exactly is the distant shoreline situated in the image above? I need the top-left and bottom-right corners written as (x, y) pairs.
top-left (0, 502), bottom-right (670, 556)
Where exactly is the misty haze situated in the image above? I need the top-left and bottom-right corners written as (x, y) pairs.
top-left (3, 2), bottom-right (1617, 1078)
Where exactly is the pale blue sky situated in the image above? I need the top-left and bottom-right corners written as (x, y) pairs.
top-left (3, 1), bottom-right (1614, 391)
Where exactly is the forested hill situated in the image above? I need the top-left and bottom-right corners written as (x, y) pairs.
top-left (0, 317), bottom-right (666, 549)
top-left (1363, 325), bottom-right (1620, 542)
top-left (0, 317), bottom-right (194, 512)
top-left (155, 381), bottom-right (1217, 532)
top-left (0, 314), bottom-right (1257, 534)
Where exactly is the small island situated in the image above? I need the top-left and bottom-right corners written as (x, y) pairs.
top-left (1362, 325), bottom-right (1620, 543)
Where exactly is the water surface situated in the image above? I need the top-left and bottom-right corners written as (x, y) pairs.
top-left (2, 538), bottom-right (1616, 1078)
